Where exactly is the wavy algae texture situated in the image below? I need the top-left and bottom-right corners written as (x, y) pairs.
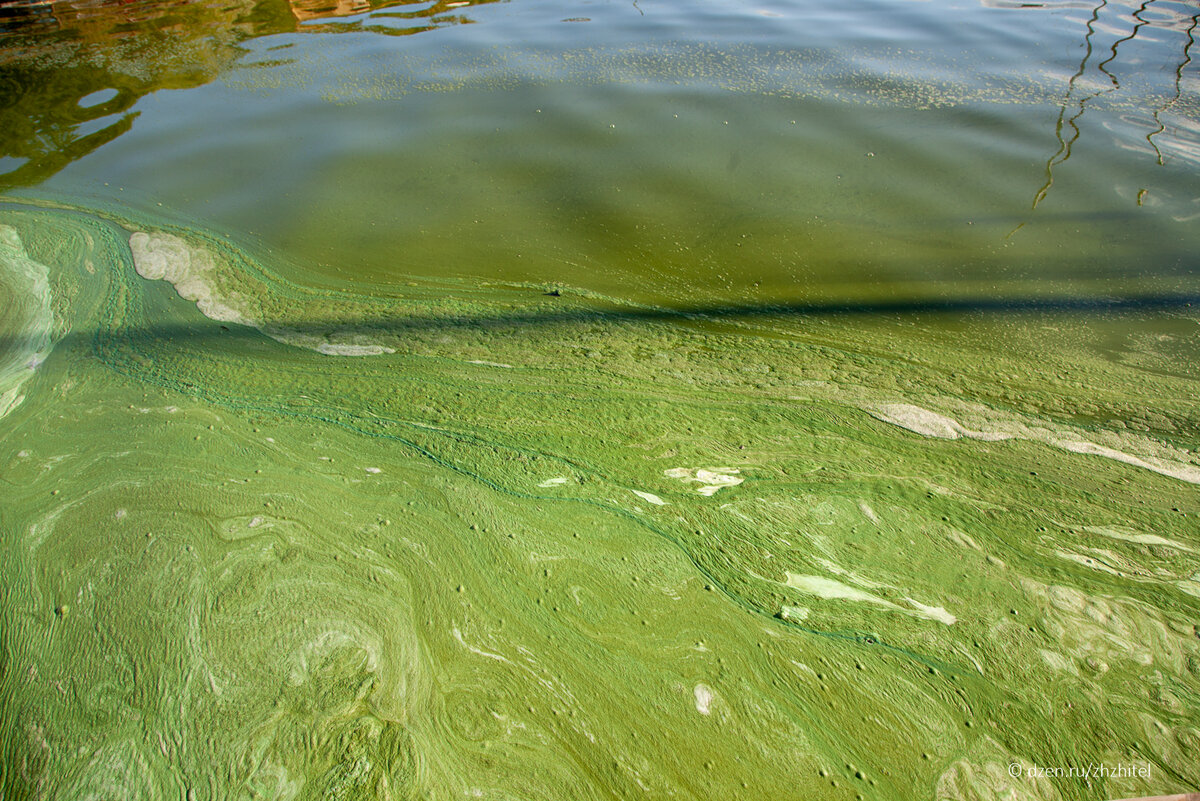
top-left (1, 198), bottom-right (1199, 801)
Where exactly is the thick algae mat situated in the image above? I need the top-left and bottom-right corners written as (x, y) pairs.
top-left (1, 196), bottom-right (1199, 801)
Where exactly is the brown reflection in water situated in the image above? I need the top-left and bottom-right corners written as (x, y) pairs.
top-left (0, 0), bottom-right (497, 187)
top-left (289, 0), bottom-right (376, 21)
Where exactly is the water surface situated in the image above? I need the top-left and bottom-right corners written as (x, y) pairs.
top-left (1, 0), bottom-right (1198, 799)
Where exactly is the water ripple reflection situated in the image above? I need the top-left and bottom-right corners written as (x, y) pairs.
top-left (0, 0), bottom-right (495, 186)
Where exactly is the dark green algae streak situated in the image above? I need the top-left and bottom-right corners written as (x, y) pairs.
top-left (1, 197), bottom-right (1198, 801)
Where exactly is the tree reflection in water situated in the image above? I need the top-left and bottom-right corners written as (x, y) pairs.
top-left (0, 0), bottom-right (497, 187)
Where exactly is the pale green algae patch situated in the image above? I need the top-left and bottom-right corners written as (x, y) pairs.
top-left (1, 198), bottom-right (1199, 801)
top-left (0, 224), bottom-right (54, 418)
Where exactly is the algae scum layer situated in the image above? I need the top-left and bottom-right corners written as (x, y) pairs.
top-left (1, 195), bottom-right (1198, 801)
top-left (3, 0), bottom-right (1200, 798)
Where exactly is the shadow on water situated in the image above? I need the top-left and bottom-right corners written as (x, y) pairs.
top-left (0, 0), bottom-right (499, 188)
top-left (5, 290), bottom-right (1194, 357)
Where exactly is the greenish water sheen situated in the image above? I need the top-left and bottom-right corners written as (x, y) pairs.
top-left (1, 0), bottom-right (1199, 799)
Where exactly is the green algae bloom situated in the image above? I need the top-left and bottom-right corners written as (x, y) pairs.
top-left (4, 0), bottom-right (1200, 796)
top-left (1, 196), bottom-right (1197, 800)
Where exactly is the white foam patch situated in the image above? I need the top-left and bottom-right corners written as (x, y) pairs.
top-left (0, 225), bottom-right (55, 419)
top-left (779, 605), bottom-right (810, 622)
top-left (129, 231), bottom-right (395, 357)
top-left (1049, 437), bottom-right (1200, 484)
top-left (1081, 526), bottom-right (1196, 553)
top-left (631, 489), bottom-right (667, 505)
top-left (868, 402), bottom-right (1200, 485)
top-left (785, 573), bottom-right (954, 624)
top-left (130, 231), bottom-right (256, 326)
top-left (538, 477), bottom-right (570, 487)
top-left (1055, 550), bottom-right (1125, 576)
top-left (665, 467), bottom-right (744, 495)
top-left (786, 573), bottom-right (891, 603)
top-left (693, 683), bottom-right (715, 715)
top-left (264, 327), bottom-right (395, 357)
top-left (869, 403), bottom-right (1012, 440)
top-left (1176, 579), bottom-right (1200, 598)
top-left (904, 597), bottom-right (957, 625)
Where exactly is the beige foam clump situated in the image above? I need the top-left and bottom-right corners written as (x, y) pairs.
top-left (785, 573), bottom-right (955, 625)
top-left (869, 403), bottom-right (1011, 440)
top-left (130, 231), bottom-right (256, 327)
top-left (1081, 526), bottom-right (1195, 553)
top-left (869, 402), bottom-right (1200, 485)
top-left (1048, 437), bottom-right (1200, 484)
top-left (665, 467), bottom-right (744, 495)
top-left (263, 327), bottom-right (395, 356)
top-left (630, 489), bottom-right (667, 506)
top-left (130, 231), bottom-right (395, 357)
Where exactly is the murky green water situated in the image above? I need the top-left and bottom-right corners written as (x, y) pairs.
top-left (2, 1), bottom-right (1199, 799)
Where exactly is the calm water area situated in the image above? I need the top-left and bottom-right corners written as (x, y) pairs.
top-left (4, 0), bottom-right (1200, 309)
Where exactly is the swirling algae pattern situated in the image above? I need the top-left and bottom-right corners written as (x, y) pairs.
top-left (0, 197), bottom-right (1198, 800)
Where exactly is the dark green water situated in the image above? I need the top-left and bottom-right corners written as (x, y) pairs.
top-left (1, 1), bottom-right (1198, 799)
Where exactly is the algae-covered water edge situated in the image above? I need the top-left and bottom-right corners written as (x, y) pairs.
top-left (2, 0), bottom-right (1200, 799)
